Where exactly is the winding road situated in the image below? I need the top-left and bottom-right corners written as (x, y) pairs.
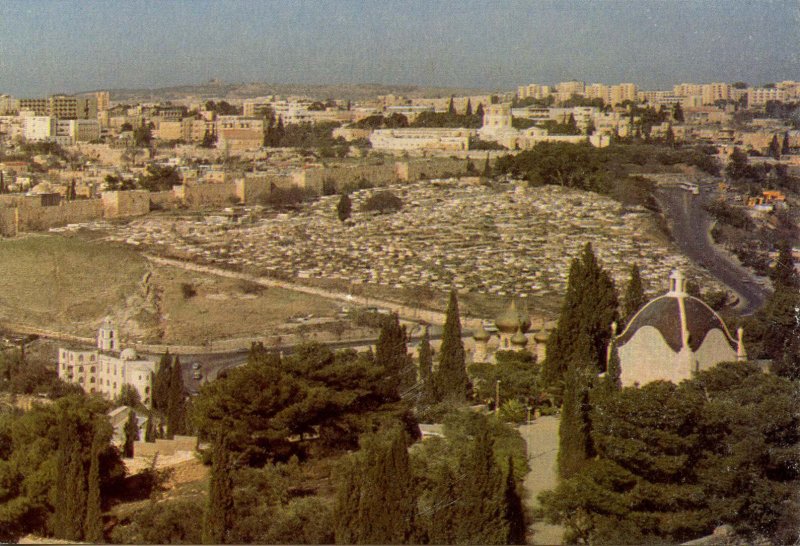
top-left (655, 186), bottom-right (769, 315)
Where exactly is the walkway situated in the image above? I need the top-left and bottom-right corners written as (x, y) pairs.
top-left (519, 416), bottom-right (563, 545)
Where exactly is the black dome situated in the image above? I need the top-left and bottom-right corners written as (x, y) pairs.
top-left (617, 295), bottom-right (736, 353)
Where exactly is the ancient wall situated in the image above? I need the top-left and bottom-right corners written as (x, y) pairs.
top-left (0, 208), bottom-right (17, 236)
top-left (235, 174), bottom-right (294, 204)
top-left (149, 190), bottom-right (179, 209)
top-left (174, 182), bottom-right (238, 208)
top-left (101, 190), bottom-right (150, 218)
top-left (16, 199), bottom-right (104, 232)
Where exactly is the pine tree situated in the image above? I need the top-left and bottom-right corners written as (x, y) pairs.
top-left (123, 409), bottom-right (139, 458)
top-left (203, 436), bottom-right (235, 545)
top-left (337, 193), bottom-right (352, 222)
top-left (543, 242), bottom-right (619, 386)
top-left (769, 134), bottom-right (781, 160)
top-left (417, 327), bottom-right (436, 407)
top-left (84, 420), bottom-right (109, 543)
top-left (435, 290), bottom-right (469, 402)
top-left (782, 131), bottom-right (791, 155)
top-left (153, 351), bottom-right (172, 412)
top-left (167, 356), bottom-right (186, 438)
top-left (375, 313), bottom-right (415, 400)
top-left (504, 455), bottom-right (527, 545)
top-left (622, 263), bottom-right (646, 324)
top-left (465, 98), bottom-right (473, 116)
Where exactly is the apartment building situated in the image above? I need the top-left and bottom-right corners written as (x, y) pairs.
top-left (18, 95), bottom-right (98, 119)
top-left (517, 84), bottom-right (551, 100)
top-left (22, 116), bottom-right (56, 141)
top-left (747, 87), bottom-right (787, 107)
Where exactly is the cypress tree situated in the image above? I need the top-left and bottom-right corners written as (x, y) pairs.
top-left (84, 420), bottom-right (109, 543)
top-left (426, 463), bottom-right (459, 544)
top-left (769, 134), bottom-right (781, 160)
top-left (153, 351), bottom-right (172, 412)
top-left (622, 263), bottom-right (646, 324)
top-left (203, 436), bottom-right (235, 545)
top-left (455, 425), bottom-right (507, 544)
top-left (337, 193), bottom-right (352, 222)
top-left (475, 103), bottom-right (484, 118)
top-left (465, 98), bottom-right (473, 116)
top-left (333, 454), bottom-right (361, 544)
top-left (167, 356), bottom-right (186, 438)
top-left (375, 313), bottom-right (415, 400)
top-left (557, 334), bottom-right (596, 479)
top-left (144, 412), bottom-right (156, 442)
top-left (333, 428), bottom-right (417, 544)
top-left (54, 417), bottom-right (81, 540)
top-left (543, 242), bottom-right (619, 386)
top-left (417, 327), bottom-right (436, 407)
top-left (771, 239), bottom-right (798, 289)
top-left (447, 96), bottom-right (456, 115)
top-left (123, 409), bottom-right (139, 458)
top-left (435, 290), bottom-right (469, 402)
top-left (782, 131), bottom-right (791, 155)
top-left (482, 154), bottom-right (492, 178)
top-left (504, 455), bottom-right (527, 545)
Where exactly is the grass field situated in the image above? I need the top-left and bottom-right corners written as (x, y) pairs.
top-left (151, 264), bottom-right (345, 345)
top-left (0, 234), bottom-right (147, 336)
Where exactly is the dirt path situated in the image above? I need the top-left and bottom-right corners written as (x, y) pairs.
top-left (519, 416), bottom-right (563, 545)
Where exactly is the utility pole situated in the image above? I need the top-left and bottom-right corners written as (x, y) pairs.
top-left (495, 380), bottom-right (501, 414)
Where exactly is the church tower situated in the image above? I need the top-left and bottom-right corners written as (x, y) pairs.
top-left (97, 317), bottom-right (118, 352)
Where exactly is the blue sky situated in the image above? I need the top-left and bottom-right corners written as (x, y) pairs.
top-left (0, 0), bottom-right (798, 96)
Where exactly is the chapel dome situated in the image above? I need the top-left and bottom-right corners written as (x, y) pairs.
top-left (616, 271), bottom-right (737, 353)
top-left (495, 300), bottom-right (531, 334)
top-left (511, 329), bottom-right (529, 347)
top-left (120, 348), bottom-right (138, 361)
top-left (473, 323), bottom-right (491, 342)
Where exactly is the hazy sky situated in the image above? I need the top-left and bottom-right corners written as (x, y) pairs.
top-left (1, 0), bottom-right (798, 97)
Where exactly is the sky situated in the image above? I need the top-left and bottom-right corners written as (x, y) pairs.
top-left (0, 0), bottom-right (798, 97)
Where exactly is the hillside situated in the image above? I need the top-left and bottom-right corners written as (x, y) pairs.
top-left (91, 80), bottom-right (495, 102)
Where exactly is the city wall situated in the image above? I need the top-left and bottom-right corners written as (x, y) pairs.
top-left (101, 190), bottom-right (150, 218)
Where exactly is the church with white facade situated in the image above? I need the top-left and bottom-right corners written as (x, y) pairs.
top-left (613, 270), bottom-right (746, 387)
top-left (58, 318), bottom-right (157, 407)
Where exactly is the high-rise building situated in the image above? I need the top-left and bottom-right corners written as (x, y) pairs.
top-left (18, 94), bottom-right (98, 119)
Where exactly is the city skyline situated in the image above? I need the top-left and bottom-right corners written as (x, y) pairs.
top-left (1, 0), bottom-right (799, 97)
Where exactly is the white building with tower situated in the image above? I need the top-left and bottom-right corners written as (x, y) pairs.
top-left (58, 318), bottom-right (157, 407)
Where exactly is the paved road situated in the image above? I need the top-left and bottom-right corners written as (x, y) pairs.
top-left (164, 325), bottom-right (452, 394)
top-left (519, 416), bottom-right (563, 545)
top-left (656, 186), bottom-right (768, 315)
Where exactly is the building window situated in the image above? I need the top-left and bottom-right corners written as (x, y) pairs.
top-left (79, 355), bottom-right (84, 362)
top-left (90, 377), bottom-right (95, 383)
top-left (90, 366), bottom-right (95, 373)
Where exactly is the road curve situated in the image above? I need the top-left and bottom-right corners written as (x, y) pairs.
top-left (655, 187), bottom-right (768, 315)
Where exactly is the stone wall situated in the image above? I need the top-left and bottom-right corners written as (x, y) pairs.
top-left (174, 182), bottom-right (238, 208)
top-left (149, 190), bottom-right (179, 209)
top-left (133, 434), bottom-right (197, 458)
top-left (16, 199), bottom-right (104, 233)
top-left (235, 174), bottom-right (294, 204)
top-left (101, 190), bottom-right (150, 218)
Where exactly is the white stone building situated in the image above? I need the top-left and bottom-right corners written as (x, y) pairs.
top-left (58, 319), bottom-right (157, 406)
top-left (613, 271), bottom-right (745, 387)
